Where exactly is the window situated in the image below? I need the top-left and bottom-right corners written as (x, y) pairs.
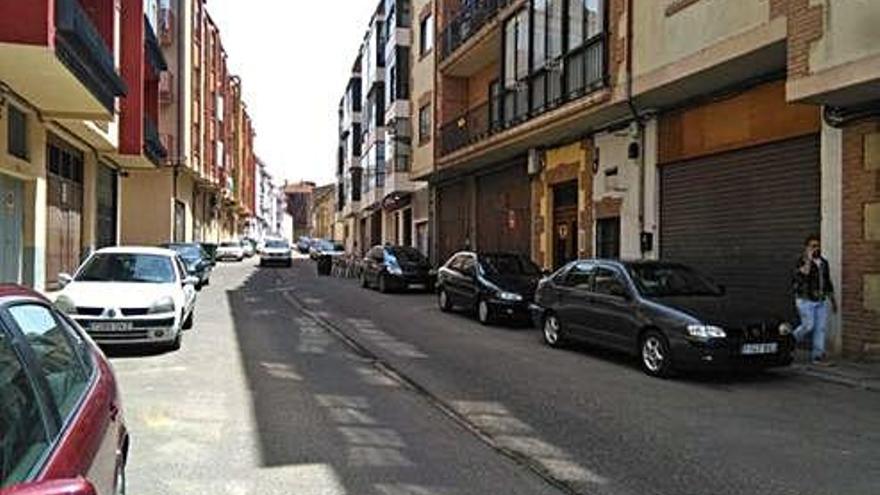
top-left (7, 304), bottom-right (90, 421)
top-left (0, 330), bottom-right (51, 486)
top-left (532, 0), bottom-right (547, 69)
top-left (562, 262), bottom-right (594, 289)
top-left (7, 105), bottom-right (28, 161)
top-left (547, 0), bottom-right (563, 59)
top-left (593, 266), bottom-right (628, 297)
top-left (596, 217), bottom-right (621, 259)
top-left (419, 14), bottom-right (434, 56)
top-left (418, 104), bottom-right (432, 144)
top-left (460, 256), bottom-right (476, 277)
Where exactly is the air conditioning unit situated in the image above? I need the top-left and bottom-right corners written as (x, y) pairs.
top-left (527, 148), bottom-right (545, 176)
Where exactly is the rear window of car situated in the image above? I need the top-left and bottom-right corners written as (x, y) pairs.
top-left (7, 304), bottom-right (91, 421)
top-left (0, 329), bottom-right (51, 487)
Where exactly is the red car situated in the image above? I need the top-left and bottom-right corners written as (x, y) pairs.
top-left (0, 285), bottom-right (129, 495)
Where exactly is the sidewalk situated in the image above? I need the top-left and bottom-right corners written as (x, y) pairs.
top-left (789, 350), bottom-right (880, 392)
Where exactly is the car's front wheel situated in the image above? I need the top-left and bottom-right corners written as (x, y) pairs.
top-left (183, 311), bottom-right (194, 330)
top-left (543, 312), bottom-right (565, 347)
top-left (438, 288), bottom-right (452, 312)
top-left (640, 330), bottom-right (673, 378)
top-left (477, 299), bottom-right (493, 325)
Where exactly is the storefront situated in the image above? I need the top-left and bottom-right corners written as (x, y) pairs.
top-left (657, 81), bottom-right (821, 322)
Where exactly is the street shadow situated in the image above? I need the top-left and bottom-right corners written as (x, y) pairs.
top-left (101, 344), bottom-right (177, 359)
top-left (557, 340), bottom-right (791, 388)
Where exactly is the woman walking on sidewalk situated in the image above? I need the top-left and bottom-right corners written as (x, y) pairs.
top-left (792, 234), bottom-right (838, 366)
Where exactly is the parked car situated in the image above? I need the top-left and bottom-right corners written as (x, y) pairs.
top-left (216, 241), bottom-right (245, 262)
top-left (259, 238), bottom-right (293, 267)
top-left (241, 239), bottom-right (256, 258)
top-left (200, 242), bottom-right (218, 263)
top-left (361, 245), bottom-right (434, 293)
top-left (0, 285), bottom-right (129, 495)
top-left (162, 242), bottom-right (214, 289)
top-left (296, 236), bottom-right (312, 254)
top-left (436, 251), bottom-right (542, 325)
top-left (53, 247), bottom-right (198, 350)
top-left (532, 259), bottom-right (796, 377)
top-left (310, 239), bottom-right (345, 260)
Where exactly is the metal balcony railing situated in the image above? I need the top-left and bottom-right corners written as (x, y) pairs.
top-left (440, 0), bottom-right (511, 62)
top-left (440, 35), bottom-right (606, 156)
top-left (144, 118), bottom-right (168, 165)
top-left (54, 0), bottom-right (127, 111)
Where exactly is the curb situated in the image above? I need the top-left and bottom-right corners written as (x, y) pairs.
top-left (790, 364), bottom-right (880, 393)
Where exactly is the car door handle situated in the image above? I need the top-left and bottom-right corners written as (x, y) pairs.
top-left (109, 402), bottom-right (120, 422)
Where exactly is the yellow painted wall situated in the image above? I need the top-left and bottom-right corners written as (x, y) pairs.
top-left (633, 0), bottom-right (771, 79)
top-left (120, 169), bottom-right (174, 245)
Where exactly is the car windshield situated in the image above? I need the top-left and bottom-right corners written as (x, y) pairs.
top-left (220, 242), bottom-right (239, 248)
top-left (75, 254), bottom-right (176, 284)
top-left (266, 240), bottom-right (289, 249)
top-left (627, 263), bottom-right (722, 297)
top-left (480, 254), bottom-right (540, 276)
top-left (389, 247), bottom-right (426, 264)
top-left (169, 245), bottom-right (203, 263)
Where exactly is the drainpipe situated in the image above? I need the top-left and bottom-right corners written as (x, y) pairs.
top-left (625, 0), bottom-right (647, 259)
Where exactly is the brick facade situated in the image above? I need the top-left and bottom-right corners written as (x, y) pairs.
top-left (770, 0), bottom-right (825, 79)
top-left (842, 120), bottom-right (880, 357)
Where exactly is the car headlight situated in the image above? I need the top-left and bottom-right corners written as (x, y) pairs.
top-left (686, 324), bottom-right (726, 339)
top-left (497, 291), bottom-right (523, 302)
top-left (778, 322), bottom-right (793, 336)
top-left (55, 295), bottom-right (76, 314)
top-left (148, 296), bottom-right (176, 315)
top-left (387, 265), bottom-right (403, 276)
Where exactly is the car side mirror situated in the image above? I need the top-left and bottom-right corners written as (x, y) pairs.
top-left (184, 276), bottom-right (199, 286)
top-left (58, 273), bottom-right (73, 287)
top-left (2, 478), bottom-right (97, 495)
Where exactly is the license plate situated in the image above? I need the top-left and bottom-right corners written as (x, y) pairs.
top-left (91, 321), bottom-right (133, 332)
top-left (408, 283), bottom-right (426, 289)
top-left (741, 343), bottom-right (778, 355)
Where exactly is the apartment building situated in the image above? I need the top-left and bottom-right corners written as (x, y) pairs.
top-left (0, 0), bottom-right (166, 290)
top-left (409, 0), bottom-right (436, 257)
top-left (119, 0), bottom-right (257, 246)
top-left (427, 0), bottom-right (879, 358)
top-left (311, 183), bottom-right (337, 241)
top-left (335, 0), bottom-right (430, 255)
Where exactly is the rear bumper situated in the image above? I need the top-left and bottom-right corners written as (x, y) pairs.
top-left (386, 273), bottom-right (434, 289)
top-left (672, 337), bottom-right (796, 371)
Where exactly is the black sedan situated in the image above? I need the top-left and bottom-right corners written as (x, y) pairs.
top-left (162, 243), bottom-right (214, 289)
top-left (361, 245), bottom-right (434, 293)
top-left (532, 259), bottom-right (795, 377)
top-left (436, 251), bottom-right (542, 325)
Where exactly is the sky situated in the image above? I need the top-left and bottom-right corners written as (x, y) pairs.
top-left (206, 0), bottom-right (379, 187)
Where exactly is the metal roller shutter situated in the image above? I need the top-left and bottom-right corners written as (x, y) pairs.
top-left (437, 180), bottom-right (470, 263)
top-left (477, 163), bottom-right (531, 256)
top-left (660, 135), bottom-right (820, 321)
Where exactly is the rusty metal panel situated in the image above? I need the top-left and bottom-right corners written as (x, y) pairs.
top-left (476, 162), bottom-right (531, 256)
top-left (660, 135), bottom-right (820, 321)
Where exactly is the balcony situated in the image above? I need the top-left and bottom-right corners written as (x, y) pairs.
top-left (145, 16), bottom-right (168, 73)
top-left (440, 36), bottom-right (606, 156)
top-left (440, 0), bottom-right (511, 62)
top-left (144, 117), bottom-right (168, 165)
top-left (0, 0), bottom-right (127, 118)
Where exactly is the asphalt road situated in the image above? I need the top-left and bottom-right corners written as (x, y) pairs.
top-left (111, 258), bottom-right (880, 495)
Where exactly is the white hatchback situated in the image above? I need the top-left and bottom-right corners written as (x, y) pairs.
top-left (54, 246), bottom-right (198, 350)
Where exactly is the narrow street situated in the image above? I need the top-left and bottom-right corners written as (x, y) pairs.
top-left (112, 259), bottom-right (880, 495)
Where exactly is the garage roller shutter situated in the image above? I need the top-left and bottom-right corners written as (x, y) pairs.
top-left (660, 135), bottom-right (820, 322)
